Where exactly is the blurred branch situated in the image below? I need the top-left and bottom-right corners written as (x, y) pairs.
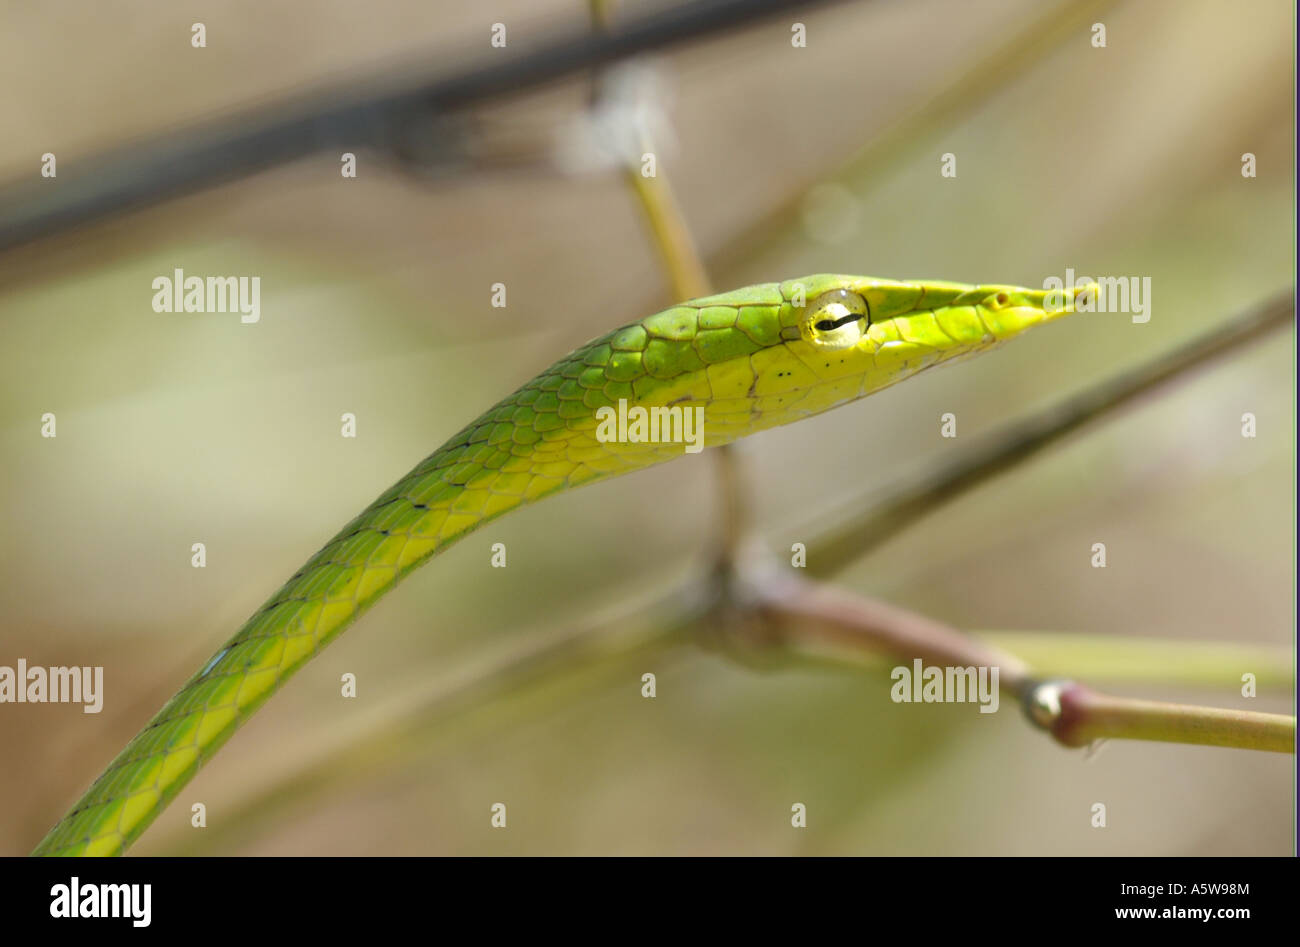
top-left (0, 0), bottom-right (846, 252)
top-left (805, 288), bottom-right (1295, 573)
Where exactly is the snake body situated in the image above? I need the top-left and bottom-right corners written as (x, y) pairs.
top-left (34, 274), bottom-right (1079, 855)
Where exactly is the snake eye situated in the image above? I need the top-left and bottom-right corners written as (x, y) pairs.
top-left (803, 289), bottom-right (869, 347)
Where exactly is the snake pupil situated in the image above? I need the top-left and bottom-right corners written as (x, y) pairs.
top-left (815, 313), bottom-right (861, 331)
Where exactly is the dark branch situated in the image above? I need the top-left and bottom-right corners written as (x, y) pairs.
top-left (0, 0), bottom-right (845, 253)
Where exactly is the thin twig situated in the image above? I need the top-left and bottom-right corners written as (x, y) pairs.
top-left (1025, 680), bottom-right (1294, 754)
top-left (624, 169), bottom-right (713, 301)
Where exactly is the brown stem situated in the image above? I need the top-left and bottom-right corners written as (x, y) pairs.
top-left (746, 567), bottom-right (1031, 693)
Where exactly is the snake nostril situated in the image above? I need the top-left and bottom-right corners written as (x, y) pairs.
top-left (995, 292), bottom-right (1009, 307)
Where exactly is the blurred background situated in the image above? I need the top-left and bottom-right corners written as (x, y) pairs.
top-left (0, 0), bottom-right (1292, 855)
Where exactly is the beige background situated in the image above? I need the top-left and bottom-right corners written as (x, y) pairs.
top-left (0, 0), bottom-right (1293, 854)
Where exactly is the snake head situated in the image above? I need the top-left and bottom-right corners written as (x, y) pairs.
top-left (583, 273), bottom-right (1092, 451)
top-left (775, 274), bottom-right (1093, 402)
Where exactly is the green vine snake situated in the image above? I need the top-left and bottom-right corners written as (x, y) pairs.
top-left (33, 274), bottom-right (1085, 856)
